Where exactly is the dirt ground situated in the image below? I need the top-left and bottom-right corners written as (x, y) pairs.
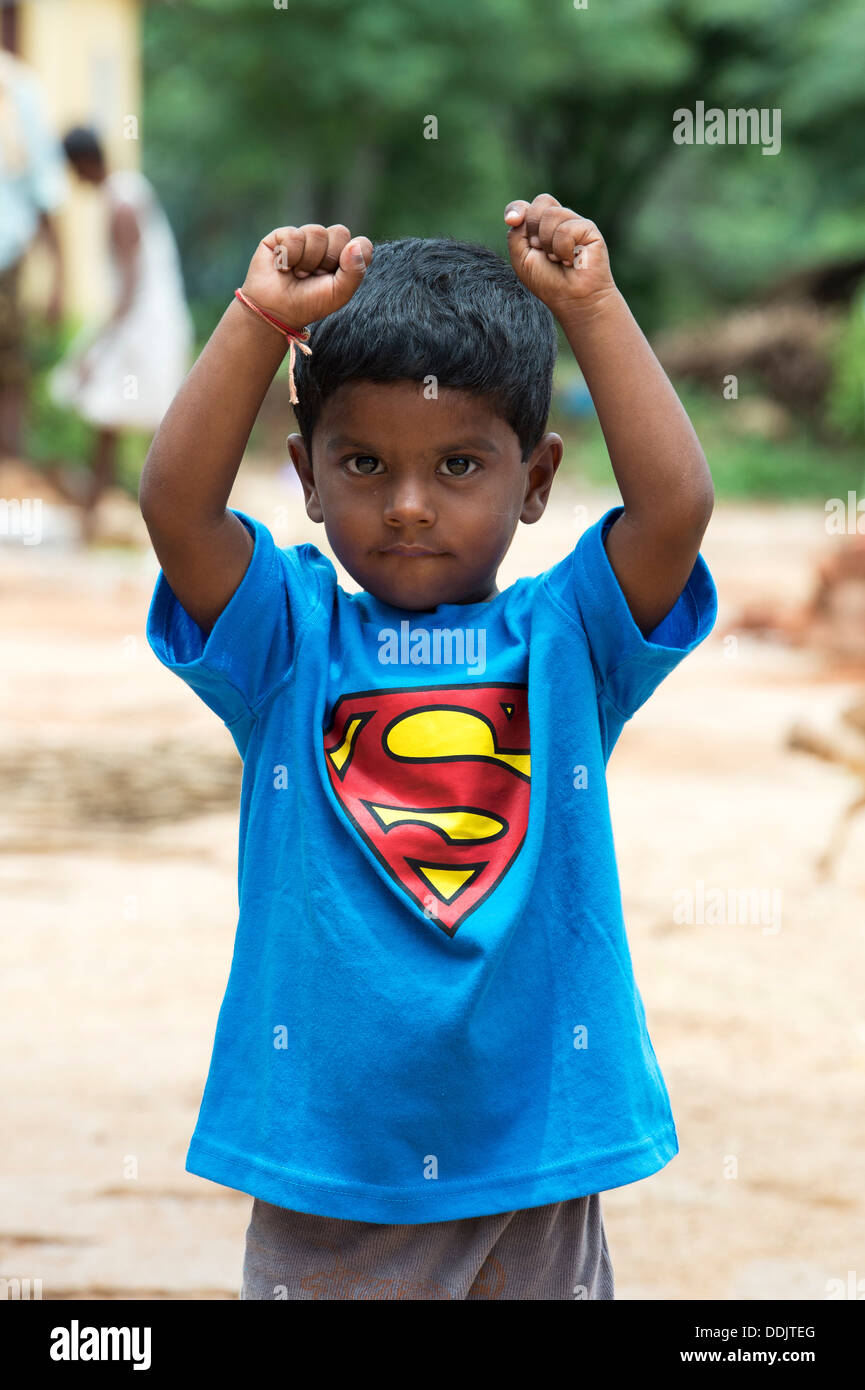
top-left (2, 462), bottom-right (864, 1300)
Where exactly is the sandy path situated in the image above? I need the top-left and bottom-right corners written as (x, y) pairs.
top-left (1, 465), bottom-right (863, 1299)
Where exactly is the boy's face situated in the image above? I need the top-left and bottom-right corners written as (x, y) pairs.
top-left (287, 380), bottom-right (563, 612)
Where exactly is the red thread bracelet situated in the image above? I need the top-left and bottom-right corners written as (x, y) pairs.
top-left (234, 288), bottom-right (312, 405)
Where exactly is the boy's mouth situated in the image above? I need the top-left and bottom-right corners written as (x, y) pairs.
top-left (379, 544), bottom-right (447, 558)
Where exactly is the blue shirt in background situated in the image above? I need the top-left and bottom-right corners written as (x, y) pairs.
top-left (0, 52), bottom-right (67, 271)
top-left (145, 503), bottom-right (718, 1222)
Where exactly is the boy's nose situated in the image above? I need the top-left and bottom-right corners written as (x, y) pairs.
top-left (382, 481), bottom-right (436, 527)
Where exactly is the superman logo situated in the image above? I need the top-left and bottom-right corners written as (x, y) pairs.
top-left (323, 683), bottom-right (530, 936)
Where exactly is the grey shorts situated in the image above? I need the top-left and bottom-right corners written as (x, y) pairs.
top-left (239, 1193), bottom-right (614, 1300)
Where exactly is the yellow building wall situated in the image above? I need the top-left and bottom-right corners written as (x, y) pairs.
top-left (16, 0), bottom-right (141, 318)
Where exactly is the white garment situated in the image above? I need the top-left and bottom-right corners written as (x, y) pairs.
top-left (49, 169), bottom-right (193, 430)
top-left (0, 50), bottom-right (67, 270)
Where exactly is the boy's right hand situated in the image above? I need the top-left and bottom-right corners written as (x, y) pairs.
top-left (240, 223), bottom-right (373, 330)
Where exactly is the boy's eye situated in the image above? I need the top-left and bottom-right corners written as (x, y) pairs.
top-left (345, 456), bottom-right (479, 476)
top-left (438, 456), bottom-right (478, 477)
top-left (346, 456), bottom-right (383, 475)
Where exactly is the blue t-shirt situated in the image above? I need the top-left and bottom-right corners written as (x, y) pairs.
top-left (145, 503), bottom-right (717, 1222)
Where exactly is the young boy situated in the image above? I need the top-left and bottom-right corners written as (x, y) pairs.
top-left (141, 194), bottom-right (717, 1301)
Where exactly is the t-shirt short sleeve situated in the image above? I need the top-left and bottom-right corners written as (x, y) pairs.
top-left (145, 508), bottom-right (328, 737)
top-left (543, 503), bottom-right (717, 722)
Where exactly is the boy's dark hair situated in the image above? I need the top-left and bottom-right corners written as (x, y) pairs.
top-left (61, 125), bottom-right (104, 166)
top-left (292, 237), bottom-right (558, 463)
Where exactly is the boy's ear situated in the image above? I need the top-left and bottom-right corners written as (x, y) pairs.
top-left (286, 432), bottom-right (324, 523)
top-left (520, 432), bottom-right (564, 524)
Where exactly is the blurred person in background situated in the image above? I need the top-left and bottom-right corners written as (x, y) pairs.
top-left (49, 126), bottom-right (193, 541)
top-left (0, 48), bottom-right (65, 461)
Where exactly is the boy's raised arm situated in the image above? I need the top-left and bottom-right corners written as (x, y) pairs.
top-left (138, 223), bottom-right (372, 634)
top-left (505, 195), bottom-right (714, 638)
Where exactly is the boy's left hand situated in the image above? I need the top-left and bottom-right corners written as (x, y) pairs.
top-left (504, 194), bottom-right (616, 315)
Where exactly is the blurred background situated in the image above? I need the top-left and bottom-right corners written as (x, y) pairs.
top-left (1, 0), bottom-right (864, 1300)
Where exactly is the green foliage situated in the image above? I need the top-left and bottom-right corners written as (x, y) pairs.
top-left (142, 0), bottom-right (865, 336)
top-left (135, 0), bottom-right (865, 498)
top-left (555, 384), bottom-right (863, 501)
top-left (22, 315), bottom-right (92, 470)
top-left (826, 295), bottom-right (865, 442)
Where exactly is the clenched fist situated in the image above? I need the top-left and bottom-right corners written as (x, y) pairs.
top-left (240, 223), bottom-right (374, 330)
top-left (504, 195), bottom-right (616, 315)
